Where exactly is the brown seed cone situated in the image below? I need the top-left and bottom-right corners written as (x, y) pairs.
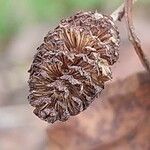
top-left (28, 11), bottom-right (120, 123)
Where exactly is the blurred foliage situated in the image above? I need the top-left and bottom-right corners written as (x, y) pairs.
top-left (0, 0), bottom-right (149, 40)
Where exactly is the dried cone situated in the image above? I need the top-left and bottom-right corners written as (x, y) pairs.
top-left (28, 11), bottom-right (120, 123)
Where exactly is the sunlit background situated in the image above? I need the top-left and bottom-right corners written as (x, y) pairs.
top-left (0, 0), bottom-right (150, 150)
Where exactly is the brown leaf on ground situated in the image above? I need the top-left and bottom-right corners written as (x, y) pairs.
top-left (46, 72), bottom-right (150, 150)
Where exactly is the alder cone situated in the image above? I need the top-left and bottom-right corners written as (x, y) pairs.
top-left (28, 11), bottom-right (120, 123)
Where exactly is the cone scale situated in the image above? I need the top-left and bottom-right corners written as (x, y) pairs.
top-left (28, 11), bottom-right (120, 123)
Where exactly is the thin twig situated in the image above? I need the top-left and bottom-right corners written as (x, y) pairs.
top-left (111, 0), bottom-right (150, 73)
top-left (111, 0), bottom-right (137, 21)
top-left (124, 0), bottom-right (150, 73)
top-left (111, 3), bottom-right (125, 21)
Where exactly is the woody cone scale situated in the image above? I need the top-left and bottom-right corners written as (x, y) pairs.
top-left (28, 11), bottom-right (120, 123)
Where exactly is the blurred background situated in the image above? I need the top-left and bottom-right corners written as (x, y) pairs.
top-left (0, 0), bottom-right (150, 150)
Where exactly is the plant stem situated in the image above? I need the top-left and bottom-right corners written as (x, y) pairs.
top-left (124, 0), bottom-right (150, 73)
top-left (111, 0), bottom-right (150, 73)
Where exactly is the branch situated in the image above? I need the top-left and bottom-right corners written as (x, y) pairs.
top-left (111, 0), bottom-right (137, 21)
top-left (111, 0), bottom-right (150, 73)
top-left (124, 0), bottom-right (150, 73)
top-left (111, 3), bottom-right (125, 21)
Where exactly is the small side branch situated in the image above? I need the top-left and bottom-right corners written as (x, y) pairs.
top-left (111, 3), bottom-right (125, 21)
top-left (111, 0), bottom-right (150, 73)
top-left (111, 0), bottom-right (137, 21)
top-left (124, 0), bottom-right (150, 73)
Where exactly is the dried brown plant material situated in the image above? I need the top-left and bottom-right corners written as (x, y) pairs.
top-left (46, 72), bottom-right (150, 150)
top-left (111, 3), bottom-right (125, 21)
top-left (112, 0), bottom-right (150, 73)
top-left (111, 0), bottom-right (137, 22)
top-left (28, 11), bottom-right (120, 123)
top-left (124, 0), bottom-right (150, 73)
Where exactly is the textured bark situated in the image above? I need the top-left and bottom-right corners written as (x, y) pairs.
top-left (46, 72), bottom-right (150, 150)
